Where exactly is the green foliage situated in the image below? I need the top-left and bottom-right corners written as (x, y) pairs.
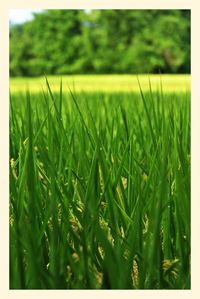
top-left (10, 10), bottom-right (190, 76)
top-left (10, 80), bottom-right (190, 289)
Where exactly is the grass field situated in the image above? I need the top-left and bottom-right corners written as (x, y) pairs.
top-left (10, 74), bottom-right (190, 93)
top-left (10, 76), bottom-right (190, 289)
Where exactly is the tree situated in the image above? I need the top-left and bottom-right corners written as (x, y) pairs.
top-left (9, 10), bottom-right (190, 76)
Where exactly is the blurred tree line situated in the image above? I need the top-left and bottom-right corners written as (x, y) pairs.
top-left (10, 10), bottom-right (190, 76)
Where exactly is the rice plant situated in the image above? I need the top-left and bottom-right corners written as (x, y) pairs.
top-left (9, 79), bottom-right (190, 289)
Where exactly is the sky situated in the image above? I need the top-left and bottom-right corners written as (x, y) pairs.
top-left (9, 10), bottom-right (43, 24)
top-left (9, 9), bottom-right (92, 25)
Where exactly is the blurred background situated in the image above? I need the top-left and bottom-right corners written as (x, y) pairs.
top-left (10, 10), bottom-right (190, 76)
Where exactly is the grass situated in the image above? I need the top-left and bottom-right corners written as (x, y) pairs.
top-left (9, 77), bottom-right (190, 289)
top-left (10, 74), bottom-right (190, 93)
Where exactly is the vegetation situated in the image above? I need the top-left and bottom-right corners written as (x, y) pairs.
top-left (10, 10), bottom-right (190, 77)
top-left (10, 79), bottom-right (190, 289)
top-left (9, 8), bottom-right (191, 290)
top-left (10, 74), bottom-right (190, 94)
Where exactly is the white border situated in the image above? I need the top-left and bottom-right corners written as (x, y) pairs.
top-left (1, 1), bottom-right (199, 298)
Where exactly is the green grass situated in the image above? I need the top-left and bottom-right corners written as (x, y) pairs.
top-left (10, 78), bottom-right (190, 289)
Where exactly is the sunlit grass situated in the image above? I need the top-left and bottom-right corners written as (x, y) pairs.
top-left (10, 74), bottom-right (190, 93)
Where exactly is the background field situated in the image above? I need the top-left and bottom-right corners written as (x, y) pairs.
top-left (10, 74), bottom-right (190, 93)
